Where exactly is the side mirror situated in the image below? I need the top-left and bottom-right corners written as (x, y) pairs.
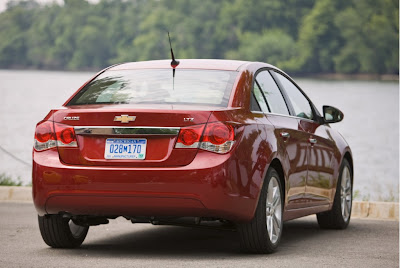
top-left (323, 105), bottom-right (344, 123)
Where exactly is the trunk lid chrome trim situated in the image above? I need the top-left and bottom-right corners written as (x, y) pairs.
top-left (74, 126), bottom-right (180, 136)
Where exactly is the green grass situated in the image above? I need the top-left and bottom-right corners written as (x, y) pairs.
top-left (0, 173), bottom-right (23, 186)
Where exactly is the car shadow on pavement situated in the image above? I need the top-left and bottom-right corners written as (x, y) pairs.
top-left (46, 216), bottom-right (337, 259)
top-left (81, 224), bottom-right (241, 257)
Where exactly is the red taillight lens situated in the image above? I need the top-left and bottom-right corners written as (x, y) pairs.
top-left (200, 122), bottom-right (235, 154)
top-left (54, 123), bottom-right (78, 146)
top-left (35, 121), bottom-right (55, 143)
top-left (34, 121), bottom-right (56, 151)
top-left (203, 122), bottom-right (234, 145)
top-left (180, 129), bottom-right (200, 145)
top-left (61, 129), bottom-right (74, 144)
top-left (176, 124), bottom-right (205, 148)
top-left (175, 122), bottom-right (235, 154)
top-left (34, 121), bottom-right (77, 151)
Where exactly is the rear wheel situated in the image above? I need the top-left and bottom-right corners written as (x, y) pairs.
top-left (237, 168), bottom-right (283, 253)
top-left (38, 214), bottom-right (89, 248)
top-left (317, 159), bottom-right (352, 229)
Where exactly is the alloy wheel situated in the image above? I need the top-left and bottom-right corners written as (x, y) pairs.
top-left (340, 166), bottom-right (352, 222)
top-left (266, 176), bottom-right (282, 244)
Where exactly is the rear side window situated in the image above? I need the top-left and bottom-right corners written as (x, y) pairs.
top-left (252, 82), bottom-right (269, 113)
top-left (255, 71), bottom-right (289, 115)
top-left (67, 69), bottom-right (238, 107)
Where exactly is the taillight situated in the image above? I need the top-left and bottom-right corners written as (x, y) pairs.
top-left (175, 124), bottom-right (205, 148)
top-left (34, 121), bottom-right (56, 151)
top-left (175, 122), bottom-right (235, 154)
top-left (34, 121), bottom-right (78, 151)
top-left (200, 122), bottom-right (235, 154)
top-left (54, 123), bottom-right (78, 147)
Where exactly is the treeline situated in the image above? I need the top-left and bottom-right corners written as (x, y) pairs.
top-left (0, 0), bottom-right (398, 74)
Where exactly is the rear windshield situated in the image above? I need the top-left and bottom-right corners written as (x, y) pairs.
top-left (67, 69), bottom-right (238, 107)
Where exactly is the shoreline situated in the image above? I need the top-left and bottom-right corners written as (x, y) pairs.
top-left (296, 73), bottom-right (399, 81)
top-left (0, 68), bottom-right (398, 81)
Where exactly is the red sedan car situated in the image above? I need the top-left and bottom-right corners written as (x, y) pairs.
top-left (33, 59), bottom-right (353, 253)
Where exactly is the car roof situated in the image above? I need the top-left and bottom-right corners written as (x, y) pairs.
top-left (109, 59), bottom-right (261, 71)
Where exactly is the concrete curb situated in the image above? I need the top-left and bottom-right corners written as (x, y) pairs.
top-left (0, 186), bottom-right (398, 220)
top-left (351, 201), bottom-right (399, 220)
top-left (0, 186), bottom-right (32, 202)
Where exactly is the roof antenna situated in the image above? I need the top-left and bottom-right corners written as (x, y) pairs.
top-left (167, 32), bottom-right (179, 78)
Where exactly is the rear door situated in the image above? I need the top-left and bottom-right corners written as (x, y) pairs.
top-left (253, 70), bottom-right (309, 210)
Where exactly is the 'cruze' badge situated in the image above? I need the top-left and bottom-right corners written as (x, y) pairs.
top-left (64, 116), bottom-right (80, 121)
top-left (114, 115), bottom-right (136, 123)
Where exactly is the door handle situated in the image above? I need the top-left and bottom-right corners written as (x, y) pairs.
top-left (280, 132), bottom-right (290, 138)
top-left (309, 138), bottom-right (317, 144)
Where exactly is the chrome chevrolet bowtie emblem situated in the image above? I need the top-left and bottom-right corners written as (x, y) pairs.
top-left (114, 115), bottom-right (136, 123)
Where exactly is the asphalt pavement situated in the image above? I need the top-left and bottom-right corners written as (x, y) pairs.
top-left (0, 202), bottom-right (398, 268)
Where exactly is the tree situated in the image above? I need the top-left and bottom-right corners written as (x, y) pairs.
top-left (334, 0), bottom-right (399, 74)
top-left (290, 0), bottom-right (346, 73)
top-left (0, 0), bottom-right (397, 74)
top-left (225, 30), bottom-right (297, 68)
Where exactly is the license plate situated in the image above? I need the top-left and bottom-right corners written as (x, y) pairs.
top-left (104, 138), bottom-right (147, 160)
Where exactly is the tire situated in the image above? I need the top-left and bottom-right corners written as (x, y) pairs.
top-left (237, 167), bottom-right (283, 254)
top-left (317, 159), bottom-right (352, 229)
top-left (38, 214), bottom-right (89, 248)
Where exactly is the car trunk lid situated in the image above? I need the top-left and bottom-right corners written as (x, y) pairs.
top-left (52, 105), bottom-right (213, 167)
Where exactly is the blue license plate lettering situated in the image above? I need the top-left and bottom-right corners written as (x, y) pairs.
top-left (104, 138), bottom-right (147, 160)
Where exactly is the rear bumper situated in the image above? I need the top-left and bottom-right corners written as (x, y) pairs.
top-left (32, 149), bottom-right (260, 222)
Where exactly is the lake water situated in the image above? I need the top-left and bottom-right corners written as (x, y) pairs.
top-left (0, 70), bottom-right (398, 201)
